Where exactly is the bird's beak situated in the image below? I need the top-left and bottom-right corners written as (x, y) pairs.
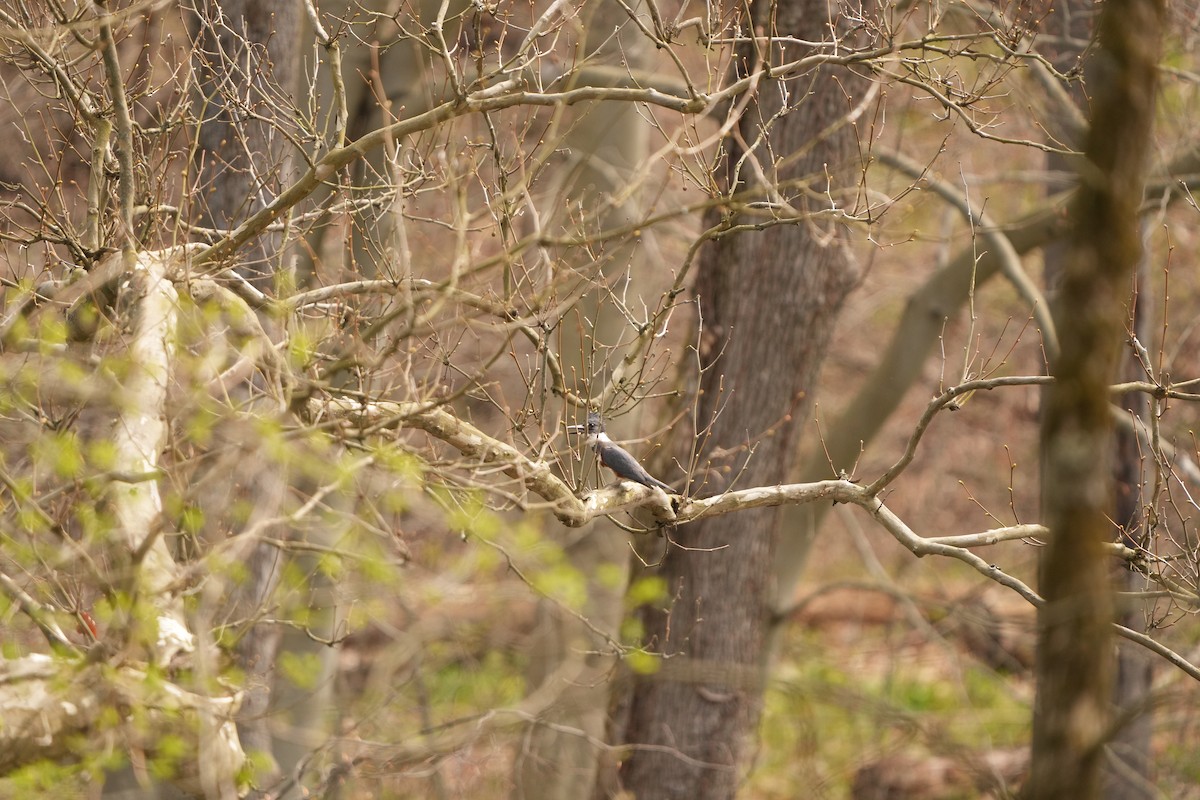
top-left (566, 424), bottom-right (586, 434)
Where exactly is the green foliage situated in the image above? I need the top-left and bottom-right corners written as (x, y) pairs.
top-left (92, 592), bottom-right (124, 628)
top-left (625, 648), bottom-right (660, 676)
top-left (316, 551), bottom-right (344, 580)
top-left (446, 491), bottom-right (503, 539)
top-left (179, 503), bottom-right (205, 536)
top-left (1165, 738), bottom-right (1200, 784)
top-left (529, 561), bottom-right (587, 610)
top-left (287, 326), bottom-right (318, 369)
top-left (626, 575), bottom-right (668, 607)
top-left (357, 540), bottom-right (398, 583)
top-left (278, 650), bottom-right (326, 691)
top-left (56, 354), bottom-right (89, 386)
top-left (36, 314), bottom-right (67, 350)
top-left (425, 648), bottom-right (525, 713)
top-left (148, 734), bottom-right (188, 781)
top-left (374, 442), bottom-right (424, 483)
top-left (242, 749), bottom-right (278, 784)
top-left (595, 561), bottom-right (627, 591)
top-left (184, 407), bottom-right (218, 447)
top-left (221, 553), bottom-right (251, 587)
top-left (15, 502), bottom-right (47, 536)
top-left (0, 711), bottom-right (134, 799)
top-left (96, 704), bottom-right (122, 731)
top-left (0, 759), bottom-right (90, 798)
top-left (71, 498), bottom-right (109, 541)
top-left (750, 631), bottom-right (1029, 798)
top-left (38, 431), bottom-right (85, 479)
top-left (253, 415), bottom-right (291, 466)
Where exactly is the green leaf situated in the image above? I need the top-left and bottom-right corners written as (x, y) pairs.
top-left (278, 651), bottom-right (325, 691)
top-left (626, 649), bottom-right (660, 675)
top-left (627, 575), bottom-right (668, 606)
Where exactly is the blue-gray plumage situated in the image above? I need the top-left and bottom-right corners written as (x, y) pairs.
top-left (568, 412), bottom-right (675, 493)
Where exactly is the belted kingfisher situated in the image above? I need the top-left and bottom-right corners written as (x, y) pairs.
top-left (567, 412), bottom-right (676, 494)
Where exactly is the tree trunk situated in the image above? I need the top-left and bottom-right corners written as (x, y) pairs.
top-left (185, 0), bottom-right (303, 788)
top-left (186, 0), bottom-right (301, 290)
top-left (1039, 4), bottom-right (1158, 794)
top-left (1027, 0), bottom-right (1163, 797)
top-left (613, 2), bottom-right (863, 796)
top-left (513, 3), bottom-right (651, 796)
top-left (1106, 325), bottom-right (1155, 800)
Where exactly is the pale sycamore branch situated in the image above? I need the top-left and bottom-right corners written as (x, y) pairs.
top-left (879, 150), bottom-right (1060, 361)
top-left (0, 656), bottom-right (245, 797)
top-left (0, 571), bottom-right (73, 651)
top-left (0, 249), bottom-right (247, 793)
top-left (7, 246), bottom-right (254, 794)
top-left (313, 396), bottom-right (593, 526)
top-left (306, 388), bottom-right (1200, 683)
top-left (106, 248), bottom-right (195, 663)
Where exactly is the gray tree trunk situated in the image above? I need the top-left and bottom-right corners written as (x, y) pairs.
top-left (1039, 7), bottom-right (1157, 794)
top-left (612, 1), bottom-right (863, 795)
top-left (185, 1), bottom-right (304, 791)
top-left (187, 0), bottom-right (301, 291)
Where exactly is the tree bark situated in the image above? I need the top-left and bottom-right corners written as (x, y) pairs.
top-left (1106, 316), bottom-right (1155, 800)
top-left (186, 0), bottom-right (301, 290)
top-left (613, 1), bottom-right (863, 796)
top-left (184, 0), bottom-right (303, 787)
top-left (1028, 0), bottom-right (1163, 797)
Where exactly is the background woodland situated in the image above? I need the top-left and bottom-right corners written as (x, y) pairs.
top-left (1, 0), bottom-right (1198, 798)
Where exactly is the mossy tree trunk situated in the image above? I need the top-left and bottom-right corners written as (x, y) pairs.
top-left (1028, 0), bottom-right (1163, 797)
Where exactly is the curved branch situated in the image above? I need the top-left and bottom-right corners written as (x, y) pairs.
top-left (867, 375), bottom-right (1054, 493)
top-left (879, 149), bottom-right (1060, 360)
top-left (313, 396), bottom-right (591, 526)
top-left (307, 393), bottom-right (1200, 682)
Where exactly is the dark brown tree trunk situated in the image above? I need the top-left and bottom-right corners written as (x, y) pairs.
top-left (1028, 0), bottom-right (1163, 797)
top-left (612, 1), bottom-right (863, 796)
top-left (186, 0), bottom-right (301, 290)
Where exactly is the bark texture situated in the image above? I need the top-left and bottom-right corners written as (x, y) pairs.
top-left (613, 1), bottom-right (863, 796)
top-left (1028, 0), bottom-right (1163, 797)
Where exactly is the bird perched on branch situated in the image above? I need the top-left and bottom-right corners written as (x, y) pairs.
top-left (567, 412), bottom-right (676, 494)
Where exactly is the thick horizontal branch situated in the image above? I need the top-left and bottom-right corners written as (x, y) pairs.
top-left (314, 396), bottom-right (591, 526)
top-left (310, 395), bottom-right (1200, 682)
